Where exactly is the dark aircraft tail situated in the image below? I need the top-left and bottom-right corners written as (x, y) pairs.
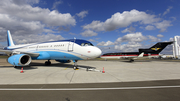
top-left (139, 41), bottom-right (173, 54)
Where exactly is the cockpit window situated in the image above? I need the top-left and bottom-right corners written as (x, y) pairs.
top-left (81, 43), bottom-right (84, 46)
top-left (81, 43), bottom-right (93, 46)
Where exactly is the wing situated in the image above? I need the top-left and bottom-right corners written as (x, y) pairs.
top-left (0, 49), bottom-right (12, 55)
top-left (0, 49), bottom-right (39, 57)
top-left (20, 52), bottom-right (39, 57)
top-left (121, 52), bottom-right (144, 61)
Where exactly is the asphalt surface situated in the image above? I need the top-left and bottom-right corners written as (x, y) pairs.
top-left (0, 79), bottom-right (180, 101)
top-left (1, 58), bottom-right (180, 101)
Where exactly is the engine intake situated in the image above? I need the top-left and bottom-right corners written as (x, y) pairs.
top-left (8, 54), bottom-right (31, 66)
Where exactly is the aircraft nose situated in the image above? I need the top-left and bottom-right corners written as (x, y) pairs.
top-left (94, 47), bottom-right (102, 57)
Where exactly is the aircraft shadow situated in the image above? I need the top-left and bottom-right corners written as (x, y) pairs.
top-left (0, 62), bottom-right (96, 70)
top-left (29, 62), bottom-right (96, 70)
top-left (120, 60), bottom-right (152, 63)
top-left (0, 65), bottom-right (37, 70)
top-left (0, 66), bottom-right (14, 68)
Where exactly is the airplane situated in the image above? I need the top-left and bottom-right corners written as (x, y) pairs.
top-left (101, 41), bottom-right (173, 62)
top-left (0, 30), bottom-right (102, 69)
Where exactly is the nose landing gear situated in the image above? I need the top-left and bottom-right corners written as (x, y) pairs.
top-left (73, 60), bottom-right (78, 70)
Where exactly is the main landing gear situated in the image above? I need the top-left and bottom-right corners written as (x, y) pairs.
top-left (73, 60), bottom-right (78, 70)
top-left (44, 60), bottom-right (78, 70)
top-left (14, 66), bottom-right (18, 68)
top-left (130, 59), bottom-right (134, 62)
top-left (45, 60), bottom-right (51, 66)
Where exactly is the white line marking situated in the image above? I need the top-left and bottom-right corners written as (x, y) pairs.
top-left (0, 85), bottom-right (180, 90)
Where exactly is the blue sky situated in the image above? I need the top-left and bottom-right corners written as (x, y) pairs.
top-left (0, 0), bottom-right (180, 54)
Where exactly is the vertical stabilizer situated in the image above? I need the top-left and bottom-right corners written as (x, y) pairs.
top-left (139, 42), bottom-right (173, 54)
top-left (7, 30), bottom-right (15, 46)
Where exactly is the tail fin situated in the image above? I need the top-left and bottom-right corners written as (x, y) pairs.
top-left (139, 42), bottom-right (173, 54)
top-left (7, 30), bottom-right (15, 46)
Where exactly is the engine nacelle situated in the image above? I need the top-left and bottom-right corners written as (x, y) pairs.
top-left (8, 54), bottom-right (31, 66)
top-left (55, 60), bottom-right (71, 63)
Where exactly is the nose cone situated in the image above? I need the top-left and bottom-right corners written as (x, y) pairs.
top-left (93, 47), bottom-right (102, 58)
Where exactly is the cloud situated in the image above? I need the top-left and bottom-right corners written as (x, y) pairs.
top-left (170, 17), bottom-right (176, 21)
top-left (154, 20), bottom-right (172, 32)
top-left (116, 32), bottom-right (147, 43)
top-left (69, 32), bottom-right (77, 35)
top-left (0, 13), bottom-right (44, 34)
top-left (0, 0), bottom-right (76, 27)
top-left (157, 34), bottom-right (164, 38)
top-left (163, 6), bottom-right (173, 16)
top-left (12, 33), bottom-right (65, 44)
top-left (148, 35), bottom-right (161, 42)
top-left (98, 32), bottom-right (165, 53)
top-left (145, 25), bottom-right (155, 30)
top-left (12, 0), bottom-right (40, 5)
top-left (115, 42), bottom-right (142, 52)
top-left (83, 21), bottom-right (105, 31)
top-left (121, 26), bottom-right (136, 33)
top-left (88, 39), bottom-right (100, 44)
top-left (97, 41), bottom-right (114, 46)
top-left (58, 26), bottom-right (70, 31)
top-left (82, 9), bottom-right (160, 32)
top-left (52, 0), bottom-right (63, 9)
top-left (0, 0), bottom-right (76, 44)
top-left (80, 30), bottom-right (98, 37)
top-left (115, 32), bottom-right (162, 45)
top-left (82, 9), bottom-right (172, 34)
top-left (76, 10), bottom-right (88, 19)
top-left (98, 32), bottom-right (147, 52)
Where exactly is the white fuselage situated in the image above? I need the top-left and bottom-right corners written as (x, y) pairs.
top-left (7, 41), bottom-right (102, 60)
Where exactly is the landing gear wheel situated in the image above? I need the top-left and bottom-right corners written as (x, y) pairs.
top-left (73, 60), bottom-right (78, 70)
top-left (73, 66), bottom-right (78, 70)
top-left (14, 66), bottom-right (18, 68)
top-left (73, 66), bottom-right (76, 70)
top-left (130, 59), bottom-right (134, 62)
top-left (45, 60), bottom-right (51, 66)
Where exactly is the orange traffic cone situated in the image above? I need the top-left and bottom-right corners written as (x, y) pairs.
top-left (20, 67), bottom-right (24, 73)
top-left (102, 67), bottom-right (105, 73)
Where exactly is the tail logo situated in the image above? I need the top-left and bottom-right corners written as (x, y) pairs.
top-left (151, 47), bottom-right (161, 51)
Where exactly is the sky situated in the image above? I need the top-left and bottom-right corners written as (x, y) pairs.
top-left (0, 0), bottom-right (180, 54)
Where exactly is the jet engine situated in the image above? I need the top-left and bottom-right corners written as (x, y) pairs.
top-left (55, 60), bottom-right (71, 63)
top-left (7, 54), bottom-right (31, 66)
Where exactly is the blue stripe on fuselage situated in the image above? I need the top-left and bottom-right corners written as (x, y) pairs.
top-left (32, 51), bottom-right (83, 60)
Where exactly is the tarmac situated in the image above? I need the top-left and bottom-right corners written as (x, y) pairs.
top-left (1, 59), bottom-right (180, 101)
top-left (0, 58), bottom-right (180, 84)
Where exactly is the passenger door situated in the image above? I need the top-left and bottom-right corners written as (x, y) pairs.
top-left (68, 39), bottom-right (75, 52)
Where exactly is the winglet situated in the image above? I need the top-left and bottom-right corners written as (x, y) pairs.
top-left (7, 30), bottom-right (15, 46)
top-left (138, 52), bottom-right (144, 58)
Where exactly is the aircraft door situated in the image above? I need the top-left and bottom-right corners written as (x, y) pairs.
top-left (68, 39), bottom-right (75, 51)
